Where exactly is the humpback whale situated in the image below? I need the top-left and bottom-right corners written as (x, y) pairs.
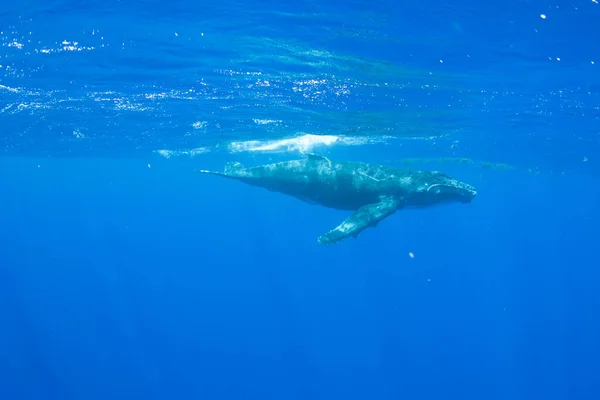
top-left (197, 154), bottom-right (476, 245)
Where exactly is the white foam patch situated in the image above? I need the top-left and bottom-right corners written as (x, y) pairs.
top-left (2, 101), bottom-right (53, 114)
top-left (0, 84), bottom-right (20, 93)
top-left (37, 41), bottom-right (95, 54)
top-left (226, 133), bottom-right (451, 154)
top-left (192, 121), bottom-right (208, 129)
top-left (228, 134), bottom-right (338, 153)
top-left (6, 41), bottom-right (24, 49)
top-left (253, 119), bottom-right (282, 125)
top-left (227, 133), bottom-right (390, 154)
top-left (153, 132), bottom-right (444, 159)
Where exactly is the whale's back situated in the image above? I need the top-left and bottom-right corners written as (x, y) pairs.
top-left (229, 157), bottom-right (409, 209)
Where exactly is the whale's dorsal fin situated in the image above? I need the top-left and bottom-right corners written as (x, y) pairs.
top-left (305, 153), bottom-right (330, 162)
top-left (304, 153), bottom-right (333, 168)
top-left (317, 195), bottom-right (402, 245)
top-left (224, 161), bottom-right (245, 175)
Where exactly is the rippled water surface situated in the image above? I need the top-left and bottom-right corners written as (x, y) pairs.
top-left (1, 0), bottom-right (598, 177)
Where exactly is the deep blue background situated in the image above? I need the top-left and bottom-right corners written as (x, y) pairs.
top-left (1, 156), bottom-right (599, 399)
top-left (2, 0), bottom-right (600, 399)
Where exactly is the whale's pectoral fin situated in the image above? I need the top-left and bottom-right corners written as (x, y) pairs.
top-left (317, 196), bottom-right (402, 245)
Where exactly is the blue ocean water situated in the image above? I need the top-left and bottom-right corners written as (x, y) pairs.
top-left (1, 0), bottom-right (599, 399)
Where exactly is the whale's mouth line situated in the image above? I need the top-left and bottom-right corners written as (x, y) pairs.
top-left (427, 183), bottom-right (442, 192)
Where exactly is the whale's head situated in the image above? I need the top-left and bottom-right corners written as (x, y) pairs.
top-left (415, 172), bottom-right (477, 206)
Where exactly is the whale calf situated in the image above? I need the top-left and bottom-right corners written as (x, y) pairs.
top-left (197, 153), bottom-right (476, 245)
